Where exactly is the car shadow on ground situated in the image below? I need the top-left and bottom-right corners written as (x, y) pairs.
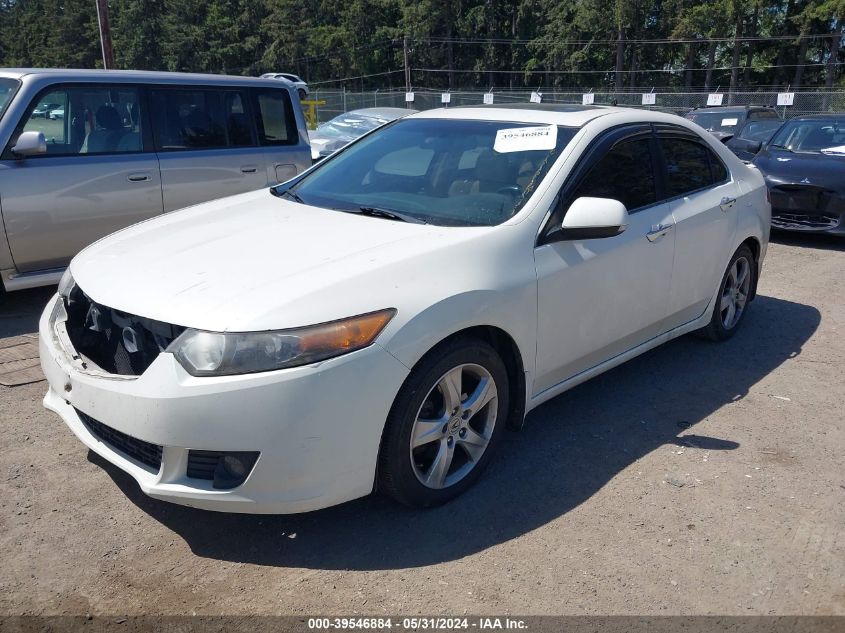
top-left (90, 294), bottom-right (819, 570)
top-left (0, 286), bottom-right (55, 339)
top-left (770, 230), bottom-right (845, 251)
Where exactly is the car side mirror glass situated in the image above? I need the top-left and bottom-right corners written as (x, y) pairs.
top-left (746, 140), bottom-right (762, 154)
top-left (11, 130), bottom-right (47, 157)
top-left (550, 196), bottom-right (629, 241)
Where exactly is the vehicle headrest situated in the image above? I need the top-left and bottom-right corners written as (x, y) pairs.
top-left (96, 105), bottom-right (122, 130)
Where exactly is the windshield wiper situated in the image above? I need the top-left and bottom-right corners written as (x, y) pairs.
top-left (353, 206), bottom-right (426, 224)
top-left (274, 187), bottom-right (305, 204)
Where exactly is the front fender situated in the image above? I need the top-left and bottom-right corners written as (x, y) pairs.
top-left (382, 288), bottom-right (537, 401)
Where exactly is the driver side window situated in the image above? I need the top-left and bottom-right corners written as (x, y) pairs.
top-left (571, 138), bottom-right (657, 212)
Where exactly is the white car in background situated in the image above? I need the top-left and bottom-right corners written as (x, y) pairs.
top-left (309, 107), bottom-right (418, 161)
top-left (40, 105), bottom-right (769, 514)
top-left (260, 72), bottom-right (309, 99)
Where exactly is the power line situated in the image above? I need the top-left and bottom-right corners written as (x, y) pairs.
top-left (418, 34), bottom-right (839, 45)
top-left (287, 39), bottom-right (399, 65)
top-left (309, 69), bottom-right (405, 85)
top-left (412, 61), bottom-right (844, 76)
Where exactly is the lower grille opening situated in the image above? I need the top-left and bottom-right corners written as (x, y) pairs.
top-left (77, 409), bottom-right (163, 472)
top-left (771, 212), bottom-right (840, 230)
top-left (187, 450), bottom-right (259, 489)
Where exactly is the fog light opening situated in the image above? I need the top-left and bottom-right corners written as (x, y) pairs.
top-left (212, 451), bottom-right (259, 490)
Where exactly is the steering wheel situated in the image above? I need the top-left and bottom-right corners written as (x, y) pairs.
top-left (496, 185), bottom-right (522, 196)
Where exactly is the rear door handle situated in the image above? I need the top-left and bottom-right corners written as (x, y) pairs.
top-left (240, 165), bottom-right (258, 174)
top-left (127, 173), bottom-right (150, 182)
top-left (646, 223), bottom-right (673, 242)
top-left (720, 196), bottom-right (737, 212)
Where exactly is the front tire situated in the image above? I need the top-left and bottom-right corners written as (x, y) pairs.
top-left (378, 338), bottom-right (509, 508)
top-left (697, 244), bottom-right (755, 341)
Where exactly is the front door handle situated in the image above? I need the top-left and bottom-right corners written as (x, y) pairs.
top-left (240, 165), bottom-right (258, 174)
top-left (127, 173), bottom-right (150, 182)
top-left (720, 196), bottom-right (737, 212)
top-left (646, 223), bottom-right (673, 242)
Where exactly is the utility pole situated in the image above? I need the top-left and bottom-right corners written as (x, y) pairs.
top-left (95, 0), bottom-right (115, 69)
top-left (403, 35), bottom-right (411, 93)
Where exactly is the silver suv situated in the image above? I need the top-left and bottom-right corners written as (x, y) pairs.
top-left (260, 73), bottom-right (309, 100)
top-left (0, 69), bottom-right (312, 293)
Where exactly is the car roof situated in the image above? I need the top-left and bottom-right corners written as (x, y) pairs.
top-left (0, 68), bottom-right (284, 87)
top-left (412, 104), bottom-right (617, 126)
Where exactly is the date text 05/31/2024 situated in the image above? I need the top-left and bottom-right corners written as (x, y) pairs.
top-left (307, 617), bottom-right (529, 630)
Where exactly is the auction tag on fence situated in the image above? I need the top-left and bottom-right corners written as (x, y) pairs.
top-left (582, 93), bottom-right (595, 105)
top-left (405, 92), bottom-right (415, 103)
top-left (641, 93), bottom-right (656, 105)
top-left (494, 125), bottom-right (557, 153)
top-left (441, 93), bottom-right (451, 104)
top-left (707, 93), bottom-right (724, 106)
top-left (483, 93), bottom-right (494, 104)
top-left (777, 92), bottom-right (795, 106)
top-left (530, 91), bottom-right (542, 104)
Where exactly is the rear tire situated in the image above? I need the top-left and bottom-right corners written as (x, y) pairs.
top-left (697, 245), bottom-right (755, 342)
top-left (378, 338), bottom-right (509, 508)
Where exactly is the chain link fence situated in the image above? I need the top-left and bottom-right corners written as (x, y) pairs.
top-left (306, 88), bottom-right (845, 127)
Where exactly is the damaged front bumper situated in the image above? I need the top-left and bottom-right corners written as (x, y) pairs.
top-left (768, 184), bottom-right (845, 235)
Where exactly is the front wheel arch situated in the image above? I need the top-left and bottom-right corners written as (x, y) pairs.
top-left (373, 325), bottom-right (527, 496)
top-left (408, 326), bottom-right (527, 432)
top-left (739, 236), bottom-right (762, 301)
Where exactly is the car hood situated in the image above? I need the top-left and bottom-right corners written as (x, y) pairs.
top-left (754, 148), bottom-right (845, 191)
top-left (71, 189), bottom-right (485, 332)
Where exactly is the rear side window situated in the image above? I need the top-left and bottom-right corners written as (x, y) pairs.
top-left (151, 89), bottom-right (231, 150)
top-left (252, 89), bottom-right (298, 146)
top-left (571, 138), bottom-right (657, 212)
top-left (9, 84), bottom-right (143, 156)
top-left (660, 137), bottom-right (728, 197)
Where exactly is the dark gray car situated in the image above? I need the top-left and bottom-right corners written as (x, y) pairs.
top-left (752, 114), bottom-right (845, 235)
top-left (685, 105), bottom-right (781, 143)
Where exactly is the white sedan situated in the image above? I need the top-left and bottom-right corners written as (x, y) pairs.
top-left (39, 105), bottom-right (770, 513)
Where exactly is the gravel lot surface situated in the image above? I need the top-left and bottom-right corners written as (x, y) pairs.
top-left (1, 234), bottom-right (842, 616)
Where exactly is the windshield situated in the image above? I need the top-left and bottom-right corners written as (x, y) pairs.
top-left (0, 78), bottom-right (20, 121)
top-left (737, 119), bottom-right (783, 143)
top-left (769, 118), bottom-right (845, 154)
top-left (315, 114), bottom-right (386, 141)
top-left (688, 111), bottom-right (745, 133)
top-left (284, 118), bottom-right (576, 227)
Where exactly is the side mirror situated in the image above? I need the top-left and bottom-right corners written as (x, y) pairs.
top-left (745, 140), bottom-right (762, 154)
top-left (553, 196), bottom-right (629, 241)
top-left (11, 131), bottom-right (47, 157)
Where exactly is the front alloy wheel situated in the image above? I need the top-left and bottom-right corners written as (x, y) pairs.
top-left (379, 338), bottom-right (509, 507)
top-left (410, 363), bottom-right (498, 489)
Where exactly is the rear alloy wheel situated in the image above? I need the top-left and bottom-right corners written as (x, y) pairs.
top-left (698, 244), bottom-right (755, 341)
top-left (378, 339), bottom-right (509, 507)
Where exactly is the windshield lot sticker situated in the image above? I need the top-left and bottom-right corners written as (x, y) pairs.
top-left (721, 118), bottom-right (739, 126)
top-left (494, 125), bottom-right (557, 153)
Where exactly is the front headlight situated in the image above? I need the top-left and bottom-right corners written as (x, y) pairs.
top-left (167, 309), bottom-right (396, 376)
top-left (57, 268), bottom-right (75, 298)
